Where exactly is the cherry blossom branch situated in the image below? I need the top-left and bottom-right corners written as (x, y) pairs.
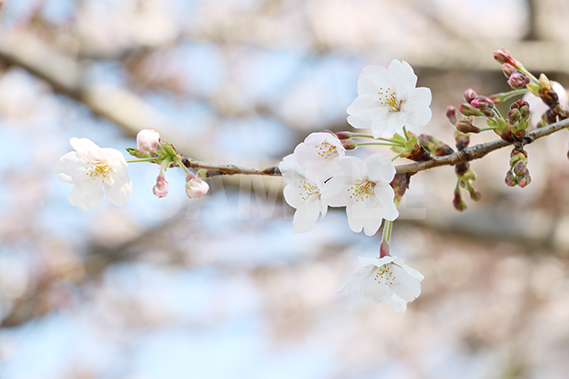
top-left (395, 117), bottom-right (569, 174)
top-left (183, 117), bottom-right (569, 178)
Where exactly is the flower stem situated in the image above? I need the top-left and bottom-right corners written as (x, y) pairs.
top-left (356, 142), bottom-right (406, 148)
top-left (349, 133), bottom-right (376, 139)
top-left (127, 157), bottom-right (162, 163)
top-left (391, 152), bottom-right (403, 162)
top-left (402, 126), bottom-right (410, 141)
top-left (379, 220), bottom-right (393, 258)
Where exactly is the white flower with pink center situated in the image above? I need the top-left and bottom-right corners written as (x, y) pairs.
top-left (321, 152), bottom-right (398, 236)
top-left (55, 138), bottom-right (132, 210)
top-left (279, 154), bottom-right (327, 234)
top-left (293, 132), bottom-right (345, 183)
top-left (341, 256), bottom-right (424, 312)
top-left (347, 60), bottom-right (432, 137)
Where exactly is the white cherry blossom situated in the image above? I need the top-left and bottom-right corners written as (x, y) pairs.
top-left (55, 138), bottom-right (132, 210)
top-left (321, 152), bottom-right (398, 236)
top-left (279, 154), bottom-right (327, 234)
top-left (347, 60), bottom-right (432, 137)
top-left (341, 256), bottom-right (424, 312)
top-left (293, 132), bottom-right (345, 183)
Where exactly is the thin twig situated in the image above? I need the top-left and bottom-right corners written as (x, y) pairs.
top-left (179, 118), bottom-right (569, 177)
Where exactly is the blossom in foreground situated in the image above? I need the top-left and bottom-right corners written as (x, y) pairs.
top-left (293, 132), bottom-right (345, 182)
top-left (347, 60), bottom-right (432, 137)
top-left (522, 81), bottom-right (568, 127)
top-left (54, 138), bottom-right (132, 210)
top-left (185, 173), bottom-right (209, 199)
top-left (341, 256), bottom-right (424, 312)
top-left (136, 128), bottom-right (161, 152)
top-left (279, 154), bottom-right (327, 234)
top-left (321, 152), bottom-right (398, 236)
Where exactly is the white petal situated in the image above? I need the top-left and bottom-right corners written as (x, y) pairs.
top-left (387, 294), bottom-right (408, 313)
top-left (360, 256), bottom-right (395, 268)
top-left (104, 171), bottom-right (132, 206)
top-left (334, 156), bottom-right (363, 182)
top-left (69, 177), bottom-right (105, 210)
top-left (401, 263), bottom-right (425, 281)
top-left (361, 65), bottom-right (390, 88)
top-left (339, 265), bottom-right (376, 294)
top-left (368, 110), bottom-right (404, 138)
top-left (363, 153), bottom-right (396, 183)
top-left (54, 152), bottom-right (87, 184)
top-left (279, 154), bottom-right (307, 184)
top-left (347, 94), bottom-right (383, 115)
top-left (320, 176), bottom-right (350, 207)
top-left (70, 138), bottom-right (104, 161)
top-left (402, 87), bottom-right (432, 129)
top-left (359, 275), bottom-right (393, 303)
top-left (389, 264), bottom-right (422, 302)
top-left (346, 201), bottom-right (382, 235)
top-left (357, 73), bottom-right (379, 95)
top-left (388, 60), bottom-right (417, 98)
top-left (347, 114), bottom-right (372, 130)
top-left (292, 197), bottom-right (322, 234)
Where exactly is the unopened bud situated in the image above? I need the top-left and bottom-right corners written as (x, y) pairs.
top-left (493, 49), bottom-right (520, 68)
top-left (508, 72), bottom-right (530, 89)
top-left (456, 120), bottom-right (481, 134)
top-left (446, 106), bottom-right (457, 125)
top-left (508, 109), bottom-right (521, 125)
top-left (136, 128), bottom-right (161, 152)
top-left (518, 173), bottom-right (531, 188)
top-left (335, 132), bottom-right (351, 140)
top-left (464, 88), bottom-right (477, 104)
top-left (512, 161), bottom-right (526, 176)
top-left (454, 130), bottom-right (470, 150)
top-left (459, 104), bottom-right (483, 117)
top-left (482, 108), bottom-right (496, 118)
top-left (185, 173), bottom-right (209, 199)
top-left (471, 96), bottom-right (493, 110)
top-left (505, 171), bottom-right (517, 186)
top-left (341, 139), bottom-right (357, 150)
top-left (502, 63), bottom-right (516, 78)
top-left (153, 174), bottom-right (169, 198)
top-left (453, 190), bottom-right (467, 211)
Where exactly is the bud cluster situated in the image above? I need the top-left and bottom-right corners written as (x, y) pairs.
top-left (128, 129), bottom-right (210, 200)
top-left (505, 148), bottom-right (531, 188)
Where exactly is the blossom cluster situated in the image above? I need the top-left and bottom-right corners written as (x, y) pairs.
top-left (279, 59), bottom-right (431, 311)
top-left (280, 132), bottom-right (398, 236)
top-left (54, 129), bottom-right (209, 210)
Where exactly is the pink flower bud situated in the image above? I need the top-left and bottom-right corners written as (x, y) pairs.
top-left (341, 139), bottom-right (357, 150)
top-left (456, 120), bottom-right (480, 134)
top-left (470, 96), bottom-right (493, 110)
top-left (153, 174), bottom-right (169, 198)
top-left (504, 171), bottom-right (517, 186)
top-left (464, 88), bottom-right (477, 104)
top-left (493, 49), bottom-right (520, 68)
top-left (334, 132), bottom-right (352, 140)
top-left (507, 73), bottom-right (530, 89)
top-left (136, 128), bottom-right (161, 152)
top-left (445, 106), bottom-right (457, 125)
top-left (502, 63), bottom-right (516, 78)
top-left (185, 174), bottom-right (209, 199)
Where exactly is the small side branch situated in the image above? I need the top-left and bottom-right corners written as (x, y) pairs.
top-left (179, 118), bottom-right (569, 178)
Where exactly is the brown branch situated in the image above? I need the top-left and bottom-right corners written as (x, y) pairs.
top-left (179, 118), bottom-right (569, 177)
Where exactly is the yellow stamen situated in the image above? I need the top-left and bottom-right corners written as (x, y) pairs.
top-left (378, 87), bottom-right (402, 112)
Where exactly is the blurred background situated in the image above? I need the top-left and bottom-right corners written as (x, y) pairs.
top-left (2, 0), bottom-right (569, 378)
